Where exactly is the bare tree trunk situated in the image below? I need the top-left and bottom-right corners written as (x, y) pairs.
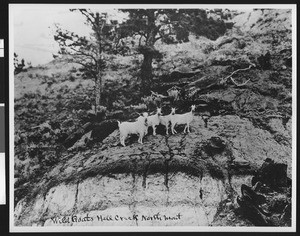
top-left (141, 53), bottom-right (153, 95)
top-left (140, 27), bottom-right (157, 95)
top-left (95, 74), bottom-right (101, 114)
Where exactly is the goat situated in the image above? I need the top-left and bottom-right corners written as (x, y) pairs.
top-left (170, 105), bottom-right (196, 134)
top-left (145, 108), bottom-right (162, 135)
top-left (117, 115), bottom-right (148, 147)
top-left (159, 110), bottom-right (173, 135)
top-left (141, 112), bottom-right (149, 135)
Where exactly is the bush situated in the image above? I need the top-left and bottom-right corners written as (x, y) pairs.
top-left (112, 100), bottom-right (125, 109)
top-left (202, 43), bottom-right (216, 54)
top-left (68, 75), bottom-right (76, 82)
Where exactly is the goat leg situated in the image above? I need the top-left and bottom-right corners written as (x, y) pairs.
top-left (172, 126), bottom-right (177, 134)
top-left (139, 133), bottom-right (144, 144)
top-left (153, 126), bottom-right (156, 135)
top-left (120, 136), bottom-right (126, 147)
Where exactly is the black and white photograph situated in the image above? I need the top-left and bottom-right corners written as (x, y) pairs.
top-left (9, 4), bottom-right (296, 232)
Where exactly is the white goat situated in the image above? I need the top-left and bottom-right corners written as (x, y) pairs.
top-left (159, 110), bottom-right (173, 135)
top-left (145, 108), bottom-right (162, 135)
top-left (118, 115), bottom-right (148, 147)
top-left (141, 112), bottom-right (149, 135)
top-left (170, 105), bottom-right (196, 134)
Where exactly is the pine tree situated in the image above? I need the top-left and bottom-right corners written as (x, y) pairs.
top-left (54, 9), bottom-right (117, 114)
top-left (117, 9), bottom-right (230, 95)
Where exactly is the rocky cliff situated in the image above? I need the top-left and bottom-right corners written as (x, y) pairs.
top-left (14, 8), bottom-right (293, 228)
top-left (14, 114), bottom-right (291, 226)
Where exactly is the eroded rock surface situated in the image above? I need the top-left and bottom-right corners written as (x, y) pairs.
top-left (14, 115), bottom-right (291, 227)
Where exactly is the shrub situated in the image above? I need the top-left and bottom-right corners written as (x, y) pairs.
top-left (202, 43), bottom-right (216, 54)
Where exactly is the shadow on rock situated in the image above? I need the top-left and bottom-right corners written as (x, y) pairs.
top-left (237, 158), bottom-right (291, 226)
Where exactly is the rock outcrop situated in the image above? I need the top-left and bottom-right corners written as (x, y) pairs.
top-left (14, 115), bottom-right (291, 226)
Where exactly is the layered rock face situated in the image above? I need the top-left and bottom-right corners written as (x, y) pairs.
top-left (14, 115), bottom-right (291, 227)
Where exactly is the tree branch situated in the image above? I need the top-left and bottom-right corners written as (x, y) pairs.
top-left (221, 63), bottom-right (255, 86)
top-left (69, 47), bottom-right (98, 64)
top-left (154, 35), bottom-right (163, 42)
top-left (229, 77), bottom-right (251, 87)
top-left (77, 9), bottom-right (95, 26)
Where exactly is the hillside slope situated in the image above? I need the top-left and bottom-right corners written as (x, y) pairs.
top-left (14, 9), bottom-right (293, 227)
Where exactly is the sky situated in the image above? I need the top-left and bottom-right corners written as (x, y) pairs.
top-left (11, 5), bottom-right (127, 66)
top-left (12, 7), bottom-right (86, 66)
top-left (9, 4), bottom-right (256, 66)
